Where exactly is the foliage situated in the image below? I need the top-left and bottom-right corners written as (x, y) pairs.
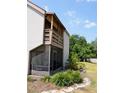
top-left (91, 38), bottom-right (97, 58)
top-left (50, 72), bottom-right (73, 87)
top-left (42, 70), bottom-right (82, 87)
top-left (75, 62), bottom-right (86, 70)
top-left (69, 52), bottom-right (80, 69)
top-left (70, 70), bottom-right (83, 83)
top-left (51, 70), bottom-right (82, 87)
top-left (42, 76), bottom-right (51, 83)
top-left (91, 38), bottom-right (97, 50)
top-left (69, 35), bottom-right (97, 62)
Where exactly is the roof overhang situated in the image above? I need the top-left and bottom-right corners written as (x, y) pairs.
top-left (27, 0), bottom-right (46, 15)
top-left (46, 12), bottom-right (70, 36)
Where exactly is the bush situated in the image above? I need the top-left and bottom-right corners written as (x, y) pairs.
top-left (50, 70), bottom-right (82, 87)
top-left (42, 76), bottom-right (51, 83)
top-left (75, 62), bottom-right (86, 70)
top-left (51, 72), bottom-right (72, 87)
top-left (69, 52), bottom-right (80, 70)
top-left (71, 71), bottom-right (82, 83)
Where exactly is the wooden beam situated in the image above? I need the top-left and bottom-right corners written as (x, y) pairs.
top-left (51, 15), bottom-right (53, 29)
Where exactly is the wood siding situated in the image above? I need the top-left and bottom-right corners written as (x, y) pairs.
top-left (44, 29), bottom-right (63, 49)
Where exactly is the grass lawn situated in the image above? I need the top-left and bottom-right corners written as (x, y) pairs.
top-left (73, 62), bottom-right (97, 93)
top-left (27, 62), bottom-right (97, 93)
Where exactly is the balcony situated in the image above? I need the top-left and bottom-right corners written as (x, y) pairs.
top-left (44, 29), bottom-right (63, 49)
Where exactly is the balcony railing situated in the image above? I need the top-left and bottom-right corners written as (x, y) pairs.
top-left (44, 29), bottom-right (52, 44)
top-left (44, 29), bottom-right (63, 49)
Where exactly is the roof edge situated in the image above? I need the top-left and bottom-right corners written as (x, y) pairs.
top-left (27, 0), bottom-right (46, 14)
top-left (46, 12), bottom-right (70, 36)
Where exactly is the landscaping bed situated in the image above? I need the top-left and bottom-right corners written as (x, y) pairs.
top-left (27, 62), bottom-right (97, 93)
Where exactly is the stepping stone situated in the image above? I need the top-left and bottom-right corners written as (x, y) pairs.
top-left (61, 87), bottom-right (74, 93)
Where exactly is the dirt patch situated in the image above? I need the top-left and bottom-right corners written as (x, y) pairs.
top-left (28, 80), bottom-right (60, 93)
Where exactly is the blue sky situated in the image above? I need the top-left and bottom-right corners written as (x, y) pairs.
top-left (31, 0), bottom-right (97, 42)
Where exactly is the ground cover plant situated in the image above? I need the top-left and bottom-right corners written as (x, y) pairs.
top-left (42, 70), bottom-right (83, 87)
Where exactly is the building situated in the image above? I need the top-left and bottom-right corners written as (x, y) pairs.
top-left (27, 1), bottom-right (70, 76)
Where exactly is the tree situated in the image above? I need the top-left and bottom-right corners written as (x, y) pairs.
top-left (91, 38), bottom-right (97, 58)
top-left (70, 35), bottom-right (87, 56)
top-left (69, 35), bottom-right (97, 62)
top-left (69, 52), bottom-right (80, 69)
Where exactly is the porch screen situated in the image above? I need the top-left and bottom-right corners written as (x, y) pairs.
top-left (30, 46), bottom-right (49, 71)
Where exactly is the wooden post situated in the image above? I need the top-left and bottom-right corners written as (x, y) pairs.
top-left (51, 15), bottom-right (53, 29)
top-left (50, 15), bottom-right (53, 44)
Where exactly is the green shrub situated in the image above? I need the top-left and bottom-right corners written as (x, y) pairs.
top-left (71, 71), bottom-right (82, 83)
top-left (50, 70), bottom-right (82, 87)
top-left (42, 76), bottom-right (51, 83)
top-left (69, 52), bottom-right (80, 70)
top-left (75, 62), bottom-right (86, 70)
top-left (51, 72), bottom-right (69, 87)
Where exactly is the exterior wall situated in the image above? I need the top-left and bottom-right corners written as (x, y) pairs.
top-left (27, 5), bottom-right (45, 74)
top-left (27, 6), bottom-right (45, 52)
top-left (63, 31), bottom-right (69, 69)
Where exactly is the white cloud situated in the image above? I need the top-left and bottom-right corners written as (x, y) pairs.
top-left (83, 20), bottom-right (96, 28)
top-left (44, 5), bottom-right (49, 11)
top-left (65, 11), bottom-right (81, 25)
top-left (65, 11), bottom-right (96, 28)
top-left (71, 18), bottom-right (81, 25)
top-left (65, 10), bottom-right (76, 17)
